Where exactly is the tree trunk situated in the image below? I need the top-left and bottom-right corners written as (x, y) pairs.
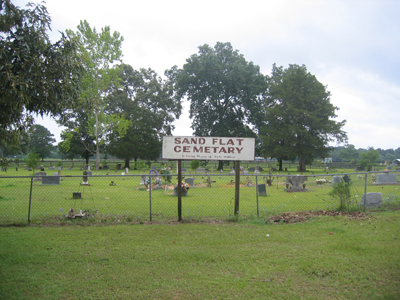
top-left (133, 157), bottom-right (138, 170)
top-left (217, 160), bottom-right (224, 171)
top-left (298, 156), bottom-right (306, 172)
top-left (278, 158), bottom-right (283, 171)
top-left (95, 112), bottom-right (100, 171)
top-left (124, 158), bottom-right (130, 169)
top-left (84, 151), bottom-right (90, 165)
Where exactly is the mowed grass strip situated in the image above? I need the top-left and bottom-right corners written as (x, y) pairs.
top-left (1, 211), bottom-right (399, 299)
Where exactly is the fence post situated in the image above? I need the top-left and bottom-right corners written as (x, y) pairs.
top-left (256, 174), bottom-right (259, 217)
top-left (177, 160), bottom-right (182, 221)
top-left (28, 177), bottom-right (33, 224)
top-left (234, 161), bottom-right (240, 215)
top-left (364, 172), bottom-right (368, 212)
top-left (149, 175), bottom-right (152, 221)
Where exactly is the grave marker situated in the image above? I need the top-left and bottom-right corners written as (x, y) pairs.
top-left (41, 176), bottom-right (60, 185)
top-left (360, 192), bottom-right (382, 208)
top-left (257, 184), bottom-right (267, 196)
top-left (376, 173), bottom-right (397, 184)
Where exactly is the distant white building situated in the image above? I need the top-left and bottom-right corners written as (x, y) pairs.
top-left (322, 157), bottom-right (333, 163)
top-left (392, 159), bottom-right (400, 166)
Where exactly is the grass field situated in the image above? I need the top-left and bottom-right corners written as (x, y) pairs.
top-left (1, 167), bottom-right (400, 225)
top-left (1, 211), bottom-right (399, 299)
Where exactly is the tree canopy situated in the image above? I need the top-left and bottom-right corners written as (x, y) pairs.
top-left (27, 124), bottom-right (55, 161)
top-left (62, 20), bottom-right (129, 170)
top-left (168, 42), bottom-right (265, 137)
top-left (106, 64), bottom-right (182, 168)
top-left (167, 42), bottom-right (265, 169)
top-left (0, 0), bottom-right (82, 148)
top-left (261, 64), bottom-right (347, 172)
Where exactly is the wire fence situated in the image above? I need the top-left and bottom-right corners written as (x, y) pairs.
top-left (1, 170), bottom-right (399, 225)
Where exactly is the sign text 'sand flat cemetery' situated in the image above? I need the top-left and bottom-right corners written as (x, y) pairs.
top-left (162, 136), bottom-right (255, 161)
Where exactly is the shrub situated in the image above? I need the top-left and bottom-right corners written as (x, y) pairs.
top-left (328, 180), bottom-right (352, 211)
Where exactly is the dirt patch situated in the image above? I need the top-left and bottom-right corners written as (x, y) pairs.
top-left (267, 210), bottom-right (371, 224)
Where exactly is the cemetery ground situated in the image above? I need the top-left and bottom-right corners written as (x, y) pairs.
top-left (1, 166), bottom-right (400, 298)
top-left (0, 166), bottom-right (400, 225)
top-left (0, 211), bottom-right (399, 299)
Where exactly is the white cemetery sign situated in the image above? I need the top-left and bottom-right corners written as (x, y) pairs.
top-left (162, 136), bottom-right (255, 161)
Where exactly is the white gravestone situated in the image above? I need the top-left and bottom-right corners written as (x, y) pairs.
top-left (360, 193), bottom-right (382, 208)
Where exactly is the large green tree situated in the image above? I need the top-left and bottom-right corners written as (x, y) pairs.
top-left (63, 20), bottom-right (129, 170)
top-left (359, 147), bottom-right (380, 171)
top-left (167, 42), bottom-right (265, 169)
top-left (0, 0), bottom-right (82, 148)
top-left (58, 111), bottom-right (95, 164)
top-left (106, 64), bottom-right (182, 168)
top-left (27, 124), bottom-right (55, 161)
top-left (261, 64), bottom-right (347, 172)
top-left (339, 144), bottom-right (360, 162)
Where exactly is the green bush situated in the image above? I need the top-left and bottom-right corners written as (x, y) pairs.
top-left (328, 180), bottom-right (352, 211)
top-left (190, 160), bottom-right (200, 171)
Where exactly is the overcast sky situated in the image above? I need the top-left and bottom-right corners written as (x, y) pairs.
top-left (14, 0), bottom-right (400, 150)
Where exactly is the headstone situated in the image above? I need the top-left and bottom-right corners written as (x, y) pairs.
top-left (140, 175), bottom-right (149, 185)
top-left (87, 165), bottom-right (91, 171)
top-left (41, 176), bottom-right (60, 185)
top-left (246, 178), bottom-right (254, 187)
top-left (34, 171), bottom-right (47, 181)
top-left (116, 164), bottom-right (122, 170)
top-left (376, 173), bottom-right (397, 184)
top-left (73, 192), bottom-right (81, 199)
top-left (205, 176), bottom-right (216, 188)
top-left (257, 184), bottom-right (267, 196)
top-left (81, 171), bottom-right (90, 185)
top-left (355, 166), bottom-right (365, 171)
top-left (48, 166), bottom-right (54, 170)
top-left (53, 172), bottom-right (58, 176)
top-left (125, 168), bottom-right (129, 174)
top-left (196, 168), bottom-right (205, 173)
top-left (249, 167), bottom-right (255, 172)
top-left (57, 166), bottom-right (62, 171)
top-left (230, 168), bottom-right (235, 175)
top-left (185, 177), bottom-right (194, 187)
top-left (151, 166), bottom-right (157, 170)
top-left (243, 170), bottom-right (249, 175)
top-left (254, 168), bottom-right (260, 174)
top-left (103, 165), bottom-right (109, 170)
top-left (360, 192), bottom-right (382, 208)
top-left (332, 176), bottom-right (342, 185)
top-left (286, 175), bottom-right (308, 191)
top-left (181, 168), bottom-right (186, 173)
top-left (68, 167), bottom-right (72, 171)
top-left (256, 166), bottom-right (264, 172)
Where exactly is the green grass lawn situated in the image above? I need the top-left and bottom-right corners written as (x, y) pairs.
top-left (1, 211), bottom-right (399, 299)
top-left (1, 167), bottom-right (399, 225)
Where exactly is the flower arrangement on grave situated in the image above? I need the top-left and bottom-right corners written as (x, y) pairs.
top-left (316, 178), bottom-right (328, 184)
top-left (174, 181), bottom-right (190, 194)
top-left (160, 164), bottom-right (172, 184)
top-left (240, 166), bottom-right (244, 174)
top-left (371, 174), bottom-right (377, 182)
top-left (154, 177), bottom-right (162, 186)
